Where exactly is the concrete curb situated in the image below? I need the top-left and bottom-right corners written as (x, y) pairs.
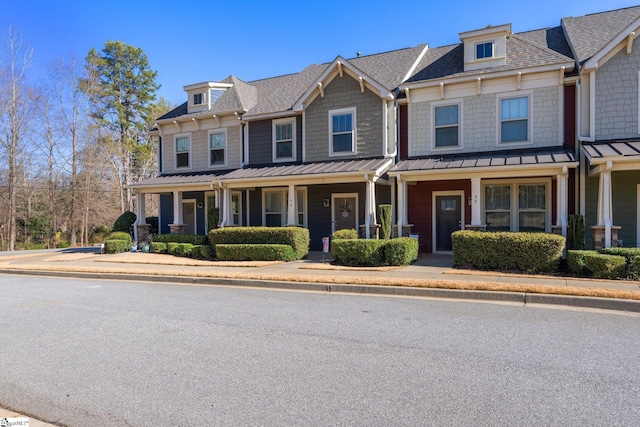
top-left (2, 268), bottom-right (639, 313)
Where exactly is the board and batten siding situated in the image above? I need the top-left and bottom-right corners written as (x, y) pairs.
top-left (305, 74), bottom-right (383, 162)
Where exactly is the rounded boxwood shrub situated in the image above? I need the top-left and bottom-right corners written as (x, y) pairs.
top-left (332, 229), bottom-right (358, 240)
top-left (104, 239), bottom-right (129, 254)
top-left (384, 237), bottom-right (419, 266)
top-left (567, 250), bottom-right (597, 276)
top-left (107, 231), bottom-right (133, 244)
top-left (150, 242), bottom-right (167, 254)
top-left (209, 227), bottom-right (309, 260)
top-left (332, 239), bottom-right (386, 266)
top-left (199, 245), bottom-right (214, 260)
top-left (601, 247), bottom-right (640, 279)
top-left (583, 253), bottom-right (626, 279)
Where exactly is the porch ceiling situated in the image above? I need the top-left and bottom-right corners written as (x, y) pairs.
top-left (389, 146), bottom-right (577, 178)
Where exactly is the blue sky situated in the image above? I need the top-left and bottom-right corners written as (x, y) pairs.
top-left (3, 0), bottom-right (639, 106)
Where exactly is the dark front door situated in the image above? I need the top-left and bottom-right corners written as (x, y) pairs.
top-left (334, 196), bottom-right (357, 232)
top-left (435, 195), bottom-right (461, 252)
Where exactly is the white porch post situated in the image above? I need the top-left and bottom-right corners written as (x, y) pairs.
top-left (365, 177), bottom-right (371, 239)
top-left (603, 161), bottom-right (613, 248)
top-left (559, 166), bottom-right (568, 237)
top-left (396, 176), bottom-right (405, 237)
top-left (286, 184), bottom-right (297, 226)
top-left (172, 191), bottom-right (183, 225)
top-left (471, 178), bottom-right (482, 225)
top-left (220, 185), bottom-right (231, 228)
top-left (134, 192), bottom-right (146, 242)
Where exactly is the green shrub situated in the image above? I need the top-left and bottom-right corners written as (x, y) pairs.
top-left (378, 204), bottom-right (392, 240)
top-left (215, 244), bottom-right (295, 261)
top-left (167, 242), bottom-right (180, 255)
top-left (452, 230), bottom-right (565, 273)
top-left (209, 227), bottom-right (309, 260)
top-left (384, 237), bottom-right (419, 266)
top-left (112, 211), bottom-right (137, 233)
top-left (190, 245), bottom-right (203, 259)
top-left (104, 239), bottom-right (129, 254)
top-left (332, 229), bottom-right (358, 240)
top-left (175, 243), bottom-right (194, 257)
top-left (567, 250), bottom-right (597, 276)
top-left (150, 242), bottom-right (167, 254)
top-left (199, 245), bottom-right (214, 260)
top-left (601, 247), bottom-right (640, 279)
top-left (583, 253), bottom-right (626, 279)
top-left (567, 215), bottom-right (585, 250)
top-left (332, 239), bottom-right (386, 266)
top-left (107, 231), bottom-right (133, 244)
top-left (153, 234), bottom-right (209, 245)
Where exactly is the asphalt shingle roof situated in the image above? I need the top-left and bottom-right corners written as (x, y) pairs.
top-left (517, 26), bottom-right (575, 59)
top-left (406, 33), bottom-right (573, 84)
top-left (562, 6), bottom-right (640, 64)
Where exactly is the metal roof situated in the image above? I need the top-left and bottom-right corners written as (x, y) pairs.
top-left (222, 158), bottom-right (393, 181)
top-left (130, 171), bottom-right (230, 189)
top-left (390, 146), bottom-right (576, 173)
top-left (582, 140), bottom-right (640, 162)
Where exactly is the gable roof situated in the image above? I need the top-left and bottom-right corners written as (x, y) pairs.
top-left (405, 33), bottom-right (574, 85)
top-left (562, 6), bottom-right (640, 65)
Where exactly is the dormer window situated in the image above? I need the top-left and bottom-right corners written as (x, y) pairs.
top-left (193, 93), bottom-right (203, 105)
top-left (476, 42), bottom-right (493, 59)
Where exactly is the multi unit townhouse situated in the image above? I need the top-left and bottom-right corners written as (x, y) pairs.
top-left (131, 6), bottom-right (640, 253)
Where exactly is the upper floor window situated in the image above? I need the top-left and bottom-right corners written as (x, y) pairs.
top-left (193, 93), bottom-right (203, 105)
top-left (476, 42), bottom-right (493, 59)
top-left (209, 130), bottom-right (226, 166)
top-left (500, 96), bottom-right (529, 143)
top-left (434, 104), bottom-right (460, 148)
top-left (329, 107), bottom-right (356, 156)
top-left (273, 118), bottom-right (296, 162)
top-left (175, 135), bottom-right (190, 169)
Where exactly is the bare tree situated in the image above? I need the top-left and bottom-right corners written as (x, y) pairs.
top-left (0, 26), bottom-right (33, 251)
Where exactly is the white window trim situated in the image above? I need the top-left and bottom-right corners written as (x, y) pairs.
top-left (261, 187), bottom-right (307, 227)
top-left (272, 117), bottom-right (297, 163)
top-left (431, 99), bottom-right (463, 151)
top-left (329, 107), bottom-right (357, 157)
top-left (193, 92), bottom-right (205, 106)
top-left (475, 40), bottom-right (495, 60)
top-left (482, 178), bottom-right (551, 232)
top-left (208, 128), bottom-right (227, 168)
top-left (496, 90), bottom-right (533, 147)
top-left (174, 133), bottom-right (191, 170)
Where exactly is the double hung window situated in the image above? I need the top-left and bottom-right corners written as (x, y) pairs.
top-left (209, 131), bottom-right (226, 166)
top-left (273, 119), bottom-right (295, 161)
top-left (434, 104), bottom-right (460, 148)
top-left (330, 108), bottom-right (356, 155)
top-left (500, 96), bottom-right (529, 143)
top-left (175, 136), bottom-right (190, 168)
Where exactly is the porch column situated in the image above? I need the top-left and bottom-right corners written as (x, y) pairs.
top-left (603, 161), bottom-right (613, 248)
top-left (365, 178), bottom-right (371, 239)
top-left (557, 166), bottom-right (568, 237)
top-left (134, 192), bottom-right (148, 242)
top-left (220, 185), bottom-right (231, 228)
top-left (470, 178), bottom-right (482, 226)
top-left (286, 184), bottom-right (298, 226)
top-left (396, 176), bottom-right (405, 237)
top-left (172, 191), bottom-right (183, 225)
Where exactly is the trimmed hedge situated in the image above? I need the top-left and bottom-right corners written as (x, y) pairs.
top-left (107, 231), bottom-right (132, 244)
top-left (209, 227), bottom-right (309, 260)
top-left (150, 242), bottom-right (167, 254)
top-left (384, 237), bottom-right (419, 266)
top-left (167, 242), bottom-right (180, 255)
top-left (104, 239), bottom-right (129, 254)
top-left (215, 244), bottom-right (295, 261)
top-left (567, 250), bottom-right (596, 276)
top-left (583, 253), bottom-right (626, 279)
top-left (332, 239), bottom-right (387, 266)
top-left (332, 229), bottom-right (358, 240)
top-left (452, 230), bottom-right (565, 273)
top-left (601, 247), bottom-right (640, 279)
top-left (153, 234), bottom-right (209, 245)
top-left (199, 245), bottom-right (214, 260)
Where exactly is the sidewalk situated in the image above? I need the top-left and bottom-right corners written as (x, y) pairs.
top-left (1, 248), bottom-right (639, 313)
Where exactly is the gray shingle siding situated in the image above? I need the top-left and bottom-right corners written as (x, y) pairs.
top-left (595, 42), bottom-right (640, 140)
top-left (305, 75), bottom-right (383, 162)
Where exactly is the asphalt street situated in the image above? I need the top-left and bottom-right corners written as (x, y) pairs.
top-left (1, 274), bottom-right (639, 426)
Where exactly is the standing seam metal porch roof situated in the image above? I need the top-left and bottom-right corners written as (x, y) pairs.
top-left (221, 158), bottom-right (393, 181)
top-left (129, 171), bottom-right (231, 189)
top-left (389, 146), bottom-right (576, 174)
top-left (581, 140), bottom-right (640, 162)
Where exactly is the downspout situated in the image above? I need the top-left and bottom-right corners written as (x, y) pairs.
top-left (384, 96), bottom-right (397, 158)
